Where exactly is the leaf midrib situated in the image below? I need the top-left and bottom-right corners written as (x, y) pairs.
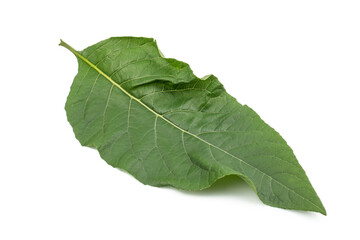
top-left (60, 40), bottom-right (324, 214)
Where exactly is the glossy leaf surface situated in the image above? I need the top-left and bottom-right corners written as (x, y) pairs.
top-left (61, 37), bottom-right (325, 215)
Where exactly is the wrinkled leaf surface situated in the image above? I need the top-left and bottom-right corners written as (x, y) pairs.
top-left (61, 37), bottom-right (326, 215)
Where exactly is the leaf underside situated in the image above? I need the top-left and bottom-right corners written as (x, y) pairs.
top-left (61, 37), bottom-right (326, 215)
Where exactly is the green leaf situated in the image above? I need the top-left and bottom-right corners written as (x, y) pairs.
top-left (60, 37), bottom-right (326, 215)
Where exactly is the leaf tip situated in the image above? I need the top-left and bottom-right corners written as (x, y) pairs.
top-left (316, 197), bottom-right (327, 216)
top-left (320, 207), bottom-right (327, 216)
top-left (313, 200), bottom-right (326, 216)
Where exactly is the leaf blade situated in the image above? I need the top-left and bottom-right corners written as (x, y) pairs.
top-left (61, 38), bottom-right (326, 215)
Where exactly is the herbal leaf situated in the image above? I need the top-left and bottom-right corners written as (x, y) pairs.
top-left (60, 37), bottom-right (326, 215)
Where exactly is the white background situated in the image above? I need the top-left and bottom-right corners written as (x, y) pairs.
top-left (1, 0), bottom-right (359, 239)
